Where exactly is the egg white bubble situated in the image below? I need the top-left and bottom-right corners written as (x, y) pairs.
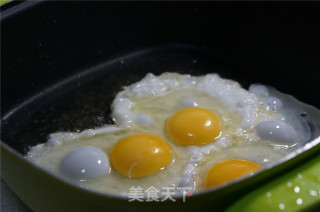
top-left (263, 97), bottom-right (283, 112)
top-left (255, 120), bottom-right (298, 144)
top-left (111, 97), bottom-right (134, 128)
top-left (134, 113), bottom-right (153, 127)
top-left (180, 96), bottom-right (199, 108)
top-left (249, 84), bottom-right (269, 97)
top-left (177, 163), bottom-right (197, 188)
top-left (26, 72), bottom-right (320, 196)
top-left (60, 146), bottom-right (110, 180)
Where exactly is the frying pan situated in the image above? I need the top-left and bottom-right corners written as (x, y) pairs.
top-left (1, 1), bottom-right (320, 211)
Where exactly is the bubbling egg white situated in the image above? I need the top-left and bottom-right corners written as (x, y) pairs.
top-left (26, 72), bottom-right (319, 195)
top-left (60, 146), bottom-right (110, 180)
top-left (112, 73), bottom-right (260, 130)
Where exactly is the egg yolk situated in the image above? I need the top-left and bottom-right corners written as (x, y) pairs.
top-left (203, 159), bottom-right (262, 188)
top-left (110, 133), bottom-right (172, 178)
top-left (166, 107), bottom-right (221, 146)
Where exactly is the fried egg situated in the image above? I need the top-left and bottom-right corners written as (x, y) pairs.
top-left (26, 72), bottom-right (319, 196)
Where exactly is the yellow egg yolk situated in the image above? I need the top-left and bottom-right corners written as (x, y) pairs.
top-left (110, 133), bottom-right (172, 178)
top-left (203, 159), bottom-right (262, 188)
top-left (166, 107), bottom-right (221, 146)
